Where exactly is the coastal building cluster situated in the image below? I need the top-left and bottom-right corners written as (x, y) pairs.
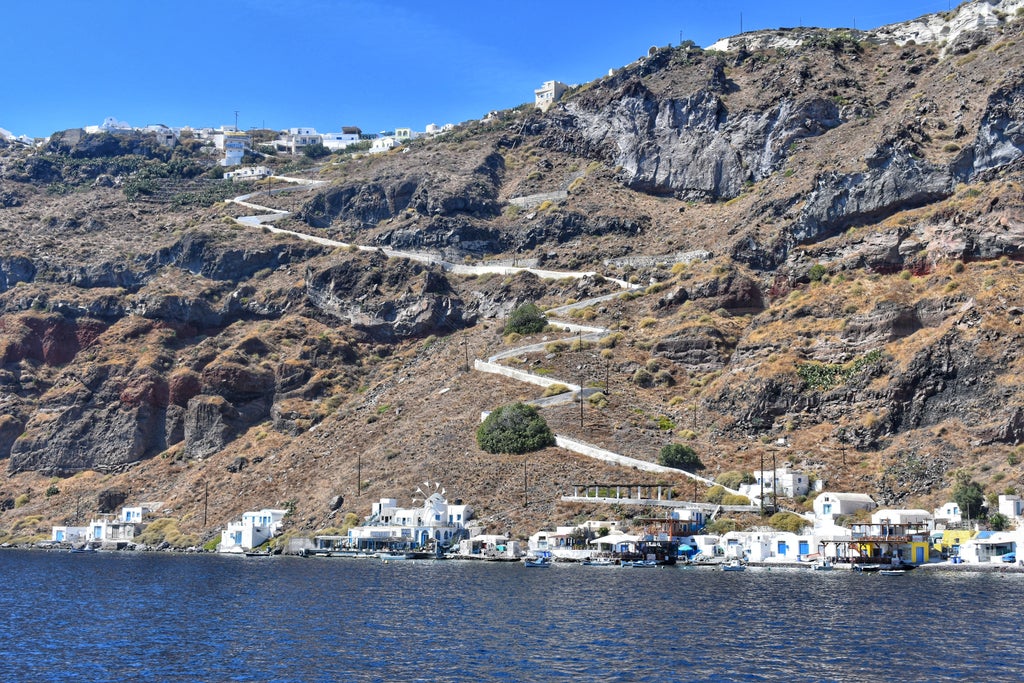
top-left (47, 467), bottom-right (1022, 571)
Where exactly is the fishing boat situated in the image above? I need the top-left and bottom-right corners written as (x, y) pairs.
top-left (523, 557), bottom-right (551, 567)
top-left (721, 559), bottom-right (747, 571)
top-left (811, 559), bottom-right (834, 571)
top-left (581, 557), bottom-right (617, 566)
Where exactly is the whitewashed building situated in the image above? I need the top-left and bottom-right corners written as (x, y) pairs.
top-left (871, 509), bottom-right (933, 527)
top-left (813, 492), bottom-right (876, 521)
top-left (321, 126), bottom-right (363, 151)
top-left (348, 492), bottom-right (473, 552)
top-left (740, 466), bottom-right (810, 502)
top-left (51, 526), bottom-right (89, 543)
top-left (534, 80), bottom-right (568, 111)
top-left (369, 136), bottom-right (398, 154)
top-left (998, 494), bottom-right (1024, 520)
top-left (933, 502), bottom-right (962, 525)
top-left (219, 508), bottom-right (288, 553)
top-left (960, 531), bottom-right (1016, 563)
top-left (224, 165), bottom-right (272, 182)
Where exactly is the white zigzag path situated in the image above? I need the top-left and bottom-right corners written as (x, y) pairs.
top-left (231, 176), bottom-right (742, 499)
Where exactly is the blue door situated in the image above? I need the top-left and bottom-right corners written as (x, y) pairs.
top-left (916, 546), bottom-right (924, 564)
top-left (799, 541), bottom-right (810, 556)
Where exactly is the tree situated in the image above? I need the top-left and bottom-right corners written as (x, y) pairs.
top-left (659, 444), bottom-right (704, 473)
top-left (988, 512), bottom-right (1010, 531)
top-left (303, 142), bottom-right (331, 159)
top-left (953, 478), bottom-right (985, 520)
top-left (504, 303), bottom-right (547, 335)
top-left (476, 402), bottom-right (555, 454)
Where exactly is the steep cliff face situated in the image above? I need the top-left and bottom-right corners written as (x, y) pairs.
top-left (548, 73), bottom-right (841, 201)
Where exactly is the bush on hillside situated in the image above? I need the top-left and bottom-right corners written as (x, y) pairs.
top-left (659, 444), bottom-right (704, 472)
top-left (768, 511), bottom-right (807, 533)
top-left (476, 402), bottom-right (555, 454)
top-left (505, 303), bottom-right (547, 335)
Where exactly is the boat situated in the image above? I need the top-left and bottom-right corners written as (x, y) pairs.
top-left (879, 569), bottom-right (906, 575)
top-left (582, 557), bottom-right (617, 566)
top-left (379, 551), bottom-right (414, 562)
top-left (621, 559), bottom-right (658, 568)
top-left (721, 559), bottom-right (747, 572)
top-left (523, 557), bottom-right (551, 567)
top-left (244, 550), bottom-right (273, 557)
top-left (811, 559), bottom-right (834, 571)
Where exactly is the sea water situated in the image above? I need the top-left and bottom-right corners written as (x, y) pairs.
top-left (2, 550), bottom-right (1020, 682)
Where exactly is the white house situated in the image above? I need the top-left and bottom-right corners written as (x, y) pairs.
top-left (960, 531), bottom-right (1016, 563)
top-left (120, 502), bottom-right (162, 524)
top-left (348, 491), bottom-right (473, 552)
top-left (739, 466), bottom-right (810, 501)
top-left (534, 80), bottom-right (568, 111)
top-left (219, 508), bottom-right (288, 553)
top-left (273, 128), bottom-right (322, 154)
top-left (529, 520), bottom-right (623, 560)
top-left (369, 136), bottom-right (398, 154)
top-left (998, 494), bottom-right (1024, 520)
top-left (933, 502), bottom-right (962, 525)
top-left (321, 126), bottom-right (363, 151)
top-left (871, 509), bottom-right (933, 527)
top-left (88, 517), bottom-right (142, 543)
top-left (224, 165), bottom-right (272, 182)
top-left (51, 526), bottom-right (89, 543)
top-left (217, 131), bottom-right (251, 166)
top-left (721, 530), bottom-right (817, 562)
top-left (813, 492), bottom-right (876, 521)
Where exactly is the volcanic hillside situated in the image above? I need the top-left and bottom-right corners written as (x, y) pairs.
top-left (2, 0), bottom-right (1024, 545)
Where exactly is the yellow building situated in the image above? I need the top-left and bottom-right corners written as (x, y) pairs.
top-left (931, 528), bottom-right (976, 555)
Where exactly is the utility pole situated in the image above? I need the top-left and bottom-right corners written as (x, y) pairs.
top-left (760, 451), bottom-right (765, 516)
top-left (523, 461), bottom-right (528, 507)
top-left (578, 330), bottom-right (584, 428)
top-left (234, 110), bottom-right (239, 130)
top-left (203, 480), bottom-right (209, 527)
top-left (357, 453), bottom-right (362, 496)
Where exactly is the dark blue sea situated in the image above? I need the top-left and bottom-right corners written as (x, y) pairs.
top-left (2, 550), bottom-right (1020, 682)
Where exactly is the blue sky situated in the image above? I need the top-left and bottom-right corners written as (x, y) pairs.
top-left (2, 0), bottom-right (955, 138)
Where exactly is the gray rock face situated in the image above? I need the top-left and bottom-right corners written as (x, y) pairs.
top-left (0, 256), bottom-right (36, 293)
top-left (790, 153), bottom-right (956, 248)
top-left (964, 74), bottom-right (1024, 175)
top-left (550, 79), bottom-right (840, 201)
top-left (183, 395), bottom-right (239, 460)
top-left (305, 254), bottom-right (465, 342)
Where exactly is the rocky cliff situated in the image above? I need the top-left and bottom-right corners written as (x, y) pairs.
top-left (2, 1), bottom-right (1024, 540)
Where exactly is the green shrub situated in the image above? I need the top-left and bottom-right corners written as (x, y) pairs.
top-left (705, 485), bottom-right (726, 504)
top-left (809, 263), bottom-right (827, 282)
top-left (14, 494), bottom-right (30, 508)
top-left (632, 368), bottom-right (654, 387)
top-left (721, 494), bottom-right (752, 506)
top-left (659, 444), bottom-right (704, 472)
top-left (768, 511), bottom-right (807, 533)
top-left (505, 303), bottom-right (547, 335)
top-left (717, 471), bottom-right (754, 489)
top-left (476, 402), bottom-right (555, 454)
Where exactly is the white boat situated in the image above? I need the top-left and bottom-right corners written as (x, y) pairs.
top-left (811, 559), bottom-right (834, 571)
top-left (523, 557), bottom-right (551, 567)
top-left (721, 559), bottom-right (746, 571)
top-left (582, 557), bottom-right (617, 566)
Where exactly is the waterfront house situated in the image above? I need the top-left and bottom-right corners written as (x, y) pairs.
top-left (219, 508), bottom-right (288, 553)
top-left (347, 492), bottom-right (473, 553)
top-left (813, 492), bottom-right (876, 522)
top-left (120, 503), bottom-right (163, 524)
top-left (88, 516), bottom-right (142, 543)
top-left (528, 520), bottom-right (624, 560)
top-left (871, 509), bottom-right (933, 527)
top-left (959, 531), bottom-right (1016, 563)
top-left (51, 526), bottom-right (89, 543)
top-left (458, 533), bottom-right (523, 559)
top-left (847, 518), bottom-right (932, 565)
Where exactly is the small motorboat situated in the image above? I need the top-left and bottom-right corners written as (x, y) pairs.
top-left (811, 559), bottom-right (834, 571)
top-left (721, 559), bottom-right (747, 571)
top-left (582, 557), bottom-right (617, 566)
top-left (523, 557), bottom-right (551, 567)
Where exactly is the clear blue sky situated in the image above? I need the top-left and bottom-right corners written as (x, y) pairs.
top-left (1, 0), bottom-right (955, 138)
